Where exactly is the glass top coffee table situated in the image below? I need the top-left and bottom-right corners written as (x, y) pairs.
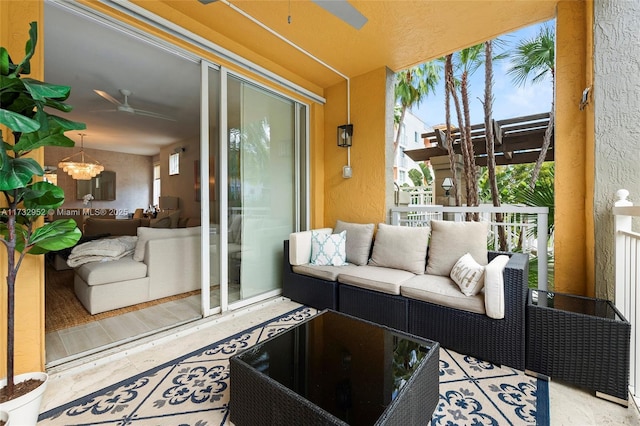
top-left (230, 310), bottom-right (439, 425)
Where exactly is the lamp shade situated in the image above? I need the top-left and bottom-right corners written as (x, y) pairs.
top-left (337, 124), bottom-right (353, 147)
top-left (441, 177), bottom-right (454, 191)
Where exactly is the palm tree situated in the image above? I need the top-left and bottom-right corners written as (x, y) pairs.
top-left (455, 44), bottom-right (484, 209)
top-left (394, 62), bottom-right (441, 155)
top-left (483, 39), bottom-right (508, 250)
top-left (507, 23), bottom-right (555, 189)
top-left (443, 54), bottom-right (461, 206)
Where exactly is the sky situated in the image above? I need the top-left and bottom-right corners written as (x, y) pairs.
top-left (413, 20), bottom-right (555, 129)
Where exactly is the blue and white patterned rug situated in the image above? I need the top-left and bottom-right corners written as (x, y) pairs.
top-left (39, 306), bottom-right (549, 425)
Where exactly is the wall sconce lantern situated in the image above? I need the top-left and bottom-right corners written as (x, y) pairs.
top-left (441, 177), bottom-right (454, 196)
top-left (337, 124), bottom-right (353, 147)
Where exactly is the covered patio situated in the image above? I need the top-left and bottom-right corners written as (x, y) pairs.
top-left (2, 0), bottom-right (640, 423)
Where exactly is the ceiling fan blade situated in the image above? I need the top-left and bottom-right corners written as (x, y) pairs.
top-left (311, 0), bottom-right (368, 30)
top-left (94, 89), bottom-right (122, 105)
top-left (133, 108), bottom-right (176, 122)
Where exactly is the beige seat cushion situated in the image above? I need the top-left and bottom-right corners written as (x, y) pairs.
top-left (292, 263), bottom-right (362, 281)
top-left (338, 265), bottom-right (415, 295)
top-left (426, 220), bottom-right (489, 276)
top-left (75, 255), bottom-right (148, 286)
top-left (401, 274), bottom-right (486, 314)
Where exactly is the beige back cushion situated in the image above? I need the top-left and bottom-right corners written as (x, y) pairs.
top-left (426, 220), bottom-right (489, 276)
top-left (134, 226), bottom-right (201, 261)
top-left (369, 223), bottom-right (430, 274)
top-left (334, 220), bottom-right (375, 266)
top-left (155, 209), bottom-right (181, 228)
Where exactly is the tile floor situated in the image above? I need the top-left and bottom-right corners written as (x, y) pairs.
top-left (41, 298), bottom-right (640, 425)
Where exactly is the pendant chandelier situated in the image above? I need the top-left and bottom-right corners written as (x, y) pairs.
top-left (58, 133), bottom-right (104, 180)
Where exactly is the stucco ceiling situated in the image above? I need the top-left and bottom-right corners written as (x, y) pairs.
top-left (42, 0), bottom-right (557, 157)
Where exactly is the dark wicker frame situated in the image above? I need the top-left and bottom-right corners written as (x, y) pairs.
top-left (526, 290), bottom-right (631, 402)
top-left (339, 284), bottom-right (408, 331)
top-left (282, 241), bottom-right (338, 310)
top-left (408, 251), bottom-right (528, 371)
top-left (282, 240), bottom-right (529, 370)
top-left (229, 310), bottom-right (440, 426)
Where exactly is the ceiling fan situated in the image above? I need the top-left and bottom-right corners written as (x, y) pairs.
top-left (197, 0), bottom-right (367, 30)
top-left (93, 89), bottom-right (176, 121)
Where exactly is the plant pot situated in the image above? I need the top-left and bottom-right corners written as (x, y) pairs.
top-left (0, 372), bottom-right (48, 426)
top-left (0, 409), bottom-right (9, 426)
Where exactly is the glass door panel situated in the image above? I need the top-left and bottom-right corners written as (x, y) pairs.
top-left (227, 76), bottom-right (296, 302)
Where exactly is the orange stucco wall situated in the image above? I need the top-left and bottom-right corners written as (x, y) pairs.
top-left (0, 1), bottom-right (47, 377)
top-left (323, 69), bottom-right (388, 228)
top-left (553, 1), bottom-right (593, 295)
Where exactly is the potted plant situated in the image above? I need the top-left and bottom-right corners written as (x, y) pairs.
top-left (0, 22), bottom-right (84, 424)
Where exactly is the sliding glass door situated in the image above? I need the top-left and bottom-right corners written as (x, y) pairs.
top-left (226, 75), bottom-right (299, 303)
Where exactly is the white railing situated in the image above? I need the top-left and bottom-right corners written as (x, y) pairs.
top-left (389, 204), bottom-right (549, 290)
top-left (613, 189), bottom-right (640, 405)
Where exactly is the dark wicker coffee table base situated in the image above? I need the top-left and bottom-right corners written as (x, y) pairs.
top-left (230, 337), bottom-right (439, 426)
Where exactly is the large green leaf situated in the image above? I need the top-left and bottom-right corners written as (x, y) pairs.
top-left (22, 181), bottom-right (65, 211)
top-left (0, 108), bottom-right (40, 133)
top-left (48, 115), bottom-right (85, 131)
top-left (0, 47), bottom-right (8, 76)
top-left (21, 78), bottom-right (71, 102)
top-left (28, 219), bottom-right (81, 254)
top-left (12, 22), bottom-right (37, 77)
top-left (14, 130), bottom-right (76, 153)
top-left (0, 155), bottom-right (43, 190)
top-left (44, 98), bottom-right (73, 113)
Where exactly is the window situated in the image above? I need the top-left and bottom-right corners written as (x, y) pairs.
top-left (169, 152), bottom-right (180, 175)
top-left (153, 163), bottom-right (161, 207)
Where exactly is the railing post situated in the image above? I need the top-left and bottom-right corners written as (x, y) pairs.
top-left (615, 189), bottom-right (633, 313)
top-left (391, 210), bottom-right (400, 226)
top-left (537, 212), bottom-right (548, 291)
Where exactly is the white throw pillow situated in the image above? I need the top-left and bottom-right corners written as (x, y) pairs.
top-left (450, 253), bottom-right (485, 296)
top-left (484, 255), bottom-right (511, 319)
top-left (310, 230), bottom-right (348, 266)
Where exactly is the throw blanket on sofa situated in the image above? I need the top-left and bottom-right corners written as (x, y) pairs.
top-left (67, 236), bottom-right (138, 267)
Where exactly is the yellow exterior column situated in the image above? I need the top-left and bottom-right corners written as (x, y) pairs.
top-left (554, 0), bottom-right (593, 296)
top-left (0, 1), bottom-right (47, 376)
top-left (323, 68), bottom-right (389, 228)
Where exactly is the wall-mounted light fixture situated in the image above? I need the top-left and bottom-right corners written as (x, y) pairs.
top-left (441, 177), bottom-right (454, 196)
top-left (337, 124), bottom-right (353, 147)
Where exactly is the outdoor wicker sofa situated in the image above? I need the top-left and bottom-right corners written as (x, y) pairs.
top-left (282, 220), bottom-right (530, 371)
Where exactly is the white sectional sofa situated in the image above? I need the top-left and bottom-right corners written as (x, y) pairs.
top-left (73, 226), bottom-right (201, 314)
